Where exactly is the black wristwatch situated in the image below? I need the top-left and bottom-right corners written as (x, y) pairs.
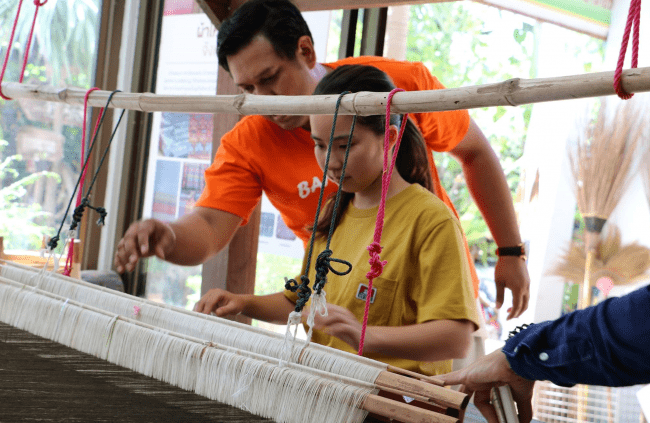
top-left (495, 243), bottom-right (527, 260)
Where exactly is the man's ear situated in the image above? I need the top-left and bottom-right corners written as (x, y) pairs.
top-left (296, 35), bottom-right (317, 68)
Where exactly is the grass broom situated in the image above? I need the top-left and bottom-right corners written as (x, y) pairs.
top-left (568, 97), bottom-right (648, 309)
top-left (567, 97), bottom-right (648, 423)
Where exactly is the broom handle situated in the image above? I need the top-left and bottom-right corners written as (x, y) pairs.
top-left (580, 248), bottom-right (597, 309)
top-left (577, 239), bottom-right (597, 423)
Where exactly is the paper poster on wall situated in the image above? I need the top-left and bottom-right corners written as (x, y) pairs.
top-left (258, 194), bottom-right (305, 260)
top-left (152, 160), bottom-right (181, 222)
top-left (143, 12), bottom-right (219, 219)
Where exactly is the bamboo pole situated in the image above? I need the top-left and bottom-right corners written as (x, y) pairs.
top-left (1, 68), bottom-right (650, 116)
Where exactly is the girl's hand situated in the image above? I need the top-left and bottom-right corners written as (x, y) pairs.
top-left (312, 303), bottom-right (364, 350)
top-left (194, 288), bottom-right (245, 317)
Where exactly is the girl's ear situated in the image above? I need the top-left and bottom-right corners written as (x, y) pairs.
top-left (387, 124), bottom-right (400, 147)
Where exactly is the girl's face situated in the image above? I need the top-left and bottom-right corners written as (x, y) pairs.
top-left (310, 114), bottom-right (386, 194)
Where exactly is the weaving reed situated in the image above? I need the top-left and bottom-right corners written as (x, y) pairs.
top-left (0, 260), bottom-right (468, 423)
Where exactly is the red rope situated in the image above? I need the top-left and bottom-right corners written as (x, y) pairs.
top-left (0, 0), bottom-right (48, 100)
top-left (358, 88), bottom-right (408, 355)
top-left (63, 87), bottom-right (103, 276)
top-left (613, 0), bottom-right (641, 99)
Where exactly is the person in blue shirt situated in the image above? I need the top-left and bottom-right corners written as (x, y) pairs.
top-left (440, 284), bottom-right (650, 423)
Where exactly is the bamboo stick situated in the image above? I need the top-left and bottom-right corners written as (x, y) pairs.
top-left (1, 67), bottom-right (649, 116)
top-left (375, 372), bottom-right (468, 410)
top-left (387, 364), bottom-right (445, 386)
top-left (362, 395), bottom-right (459, 423)
top-left (0, 275), bottom-right (460, 423)
top-left (70, 239), bottom-right (82, 280)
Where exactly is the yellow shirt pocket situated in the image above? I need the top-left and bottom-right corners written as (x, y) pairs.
top-left (335, 276), bottom-right (399, 327)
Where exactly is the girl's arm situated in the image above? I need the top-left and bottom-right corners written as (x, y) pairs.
top-left (194, 289), bottom-right (295, 324)
top-left (313, 303), bottom-right (475, 362)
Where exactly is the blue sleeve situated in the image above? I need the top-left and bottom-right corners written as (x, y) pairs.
top-left (502, 285), bottom-right (650, 387)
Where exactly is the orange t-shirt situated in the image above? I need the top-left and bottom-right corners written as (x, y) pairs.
top-left (195, 56), bottom-right (479, 295)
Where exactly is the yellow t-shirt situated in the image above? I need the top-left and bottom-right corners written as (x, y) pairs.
top-left (285, 184), bottom-right (479, 376)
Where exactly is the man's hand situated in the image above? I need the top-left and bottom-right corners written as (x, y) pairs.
top-left (438, 349), bottom-right (535, 423)
top-left (495, 256), bottom-right (530, 319)
top-left (114, 219), bottom-right (176, 273)
top-left (194, 288), bottom-right (246, 317)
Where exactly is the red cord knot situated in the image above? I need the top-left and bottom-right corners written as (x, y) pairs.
top-left (614, 74), bottom-right (634, 100)
top-left (366, 242), bottom-right (387, 279)
top-left (34, 0), bottom-right (48, 5)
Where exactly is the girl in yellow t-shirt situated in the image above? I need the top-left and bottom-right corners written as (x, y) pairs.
top-left (195, 64), bottom-right (479, 376)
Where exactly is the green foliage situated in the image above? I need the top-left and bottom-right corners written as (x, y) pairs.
top-left (145, 257), bottom-right (202, 309)
top-left (0, 140), bottom-right (59, 250)
top-left (408, 2), bottom-right (535, 263)
top-left (255, 252), bottom-right (302, 296)
top-left (0, 0), bottom-right (100, 87)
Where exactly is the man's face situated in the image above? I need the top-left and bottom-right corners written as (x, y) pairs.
top-left (227, 36), bottom-right (313, 130)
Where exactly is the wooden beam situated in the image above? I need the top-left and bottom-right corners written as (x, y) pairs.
top-left (196, 0), bottom-right (608, 40)
top-left (80, 0), bottom-right (125, 273)
top-left (360, 7), bottom-right (388, 57)
top-left (338, 9), bottom-right (359, 59)
top-left (194, 0), bottom-right (451, 28)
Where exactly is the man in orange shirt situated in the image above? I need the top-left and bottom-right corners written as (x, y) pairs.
top-left (115, 0), bottom-right (530, 319)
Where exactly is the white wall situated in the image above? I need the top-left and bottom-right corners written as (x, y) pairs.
top-left (603, 0), bottom-right (650, 256)
top-left (514, 22), bottom-right (603, 328)
top-left (517, 0), bottom-right (650, 328)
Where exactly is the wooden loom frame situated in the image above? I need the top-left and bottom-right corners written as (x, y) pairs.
top-left (0, 259), bottom-right (473, 423)
top-left (2, 66), bottom-right (647, 423)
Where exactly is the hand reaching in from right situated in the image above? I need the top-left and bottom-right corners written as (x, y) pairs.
top-left (114, 219), bottom-right (176, 273)
top-left (194, 288), bottom-right (246, 317)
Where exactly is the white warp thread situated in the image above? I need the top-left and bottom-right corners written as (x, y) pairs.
top-left (0, 277), bottom-right (375, 423)
top-left (0, 262), bottom-right (386, 383)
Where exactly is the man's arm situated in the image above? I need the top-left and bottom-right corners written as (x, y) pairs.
top-left (449, 119), bottom-right (530, 319)
top-left (504, 284), bottom-right (650, 387)
top-left (439, 285), bottom-right (650, 423)
top-left (114, 207), bottom-right (242, 272)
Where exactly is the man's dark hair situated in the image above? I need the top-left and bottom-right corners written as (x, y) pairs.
top-left (217, 0), bottom-right (313, 72)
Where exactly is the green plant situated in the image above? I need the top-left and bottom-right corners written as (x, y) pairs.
top-left (0, 0), bottom-right (100, 87)
top-left (0, 140), bottom-right (59, 250)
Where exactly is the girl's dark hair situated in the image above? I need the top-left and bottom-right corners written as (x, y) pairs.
top-left (312, 65), bottom-right (433, 237)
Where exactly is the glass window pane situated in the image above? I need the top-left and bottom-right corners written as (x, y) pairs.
top-left (142, 4), bottom-right (331, 315)
top-left (0, 1), bottom-right (103, 255)
top-left (142, 0), bottom-right (218, 309)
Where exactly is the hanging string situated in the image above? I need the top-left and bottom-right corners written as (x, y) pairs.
top-left (284, 91), bottom-right (353, 314)
top-left (48, 90), bottom-right (123, 255)
top-left (303, 105), bottom-right (357, 347)
top-left (63, 104), bottom-right (126, 274)
top-left (0, 0), bottom-right (49, 101)
top-left (312, 114), bottom-right (356, 296)
top-left (62, 87), bottom-right (101, 275)
top-left (613, 0), bottom-right (641, 99)
top-left (282, 91), bottom-right (354, 361)
top-left (358, 88), bottom-right (408, 356)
